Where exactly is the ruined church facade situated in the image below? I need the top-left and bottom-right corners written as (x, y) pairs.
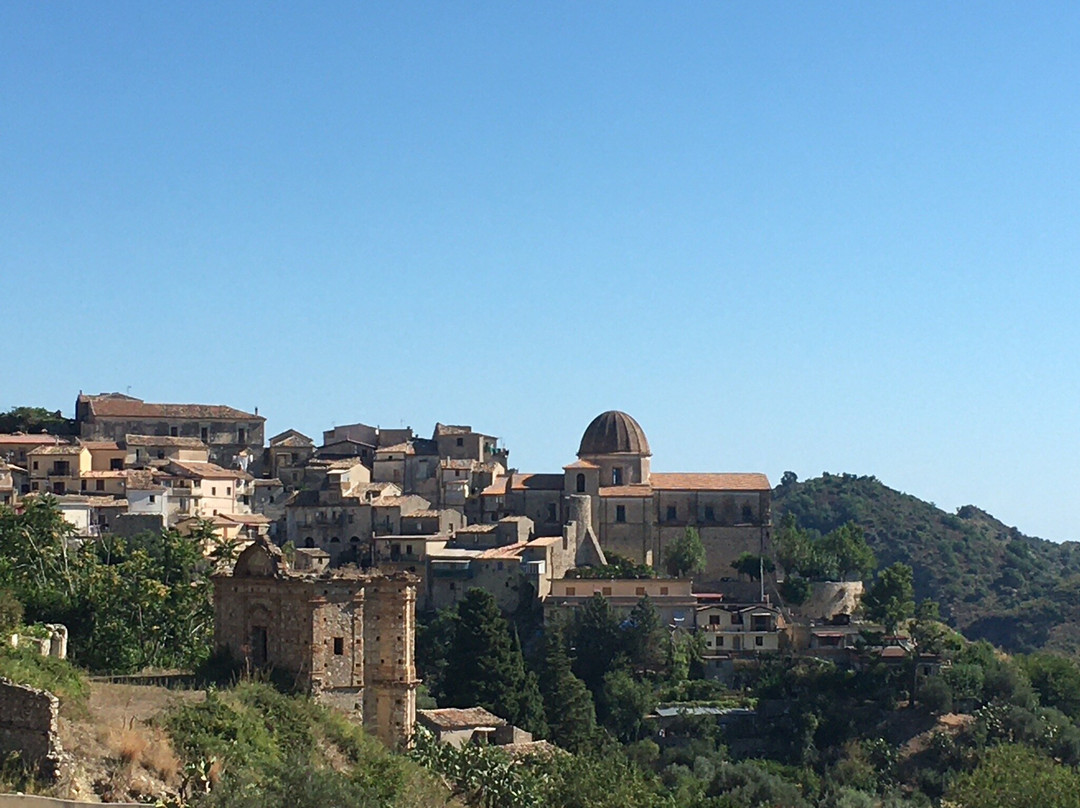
top-left (212, 541), bottom-right (418, 748)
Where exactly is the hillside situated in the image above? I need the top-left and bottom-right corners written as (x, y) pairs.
top-left (773, 473), bottom-right (1080, 655)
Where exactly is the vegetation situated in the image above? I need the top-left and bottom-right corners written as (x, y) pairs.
top-left (0, 406), bottom-right (77, 436)
top-left (567, 552), bottom-right (657, 579)
top-left (773, 472), bottom-right (1080, 654)
top-left (0, 644), bottom-right (88, 711)
top-left (0, 496), bottom-right (215, 672)
top-left (664, 526), bottom-right (706, 578)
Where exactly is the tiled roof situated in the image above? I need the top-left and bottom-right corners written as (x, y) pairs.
top-left (0, 434), bottom-right (70, 446)
top-left (598, 485), bottom-right (652, 498)
top-left (433, 423), bottom-right (472, 436)
top-left (477, 543), bottom-right (527, 560)
top-left (370, 495), bottom-right (419, 507)
top-left (28, 444), bottom-right (84, 456)
top-left (80, 470), bottom-right (127, 478)
top-left (376, 442), bottom-right (414, 455)
top-left (124, 434), bottom-right (208, 448)
top-left (481, 477), bottom-right (509, 497)
top-left (563, 459), bottom-right (599, 469)
top-left (418, 707), bottom-right (506, 729)
top-left (81, 441), bottom-right (122, 451)
top-left (441, 459), bottom-right (476, 470)
top-left (650, 473), bottom-right (771, 491)
top-left (403, 510), bottom-right (442, 519)
top-left (222, 513), bottom-right (271, 525)
top-left (269, 429), bottom-right (313, 446)
top-left (456, 524), bottom-right (497, 533)
top-left (166, 460), bottom-right (241, 479)
top-left (83, 394), bottom-right (261, 421)
top-left (510, 473), bottom-right (563, 491)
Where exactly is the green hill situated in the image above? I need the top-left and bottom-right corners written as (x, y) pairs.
top-left (772, 473), bottom-right (1080, 655)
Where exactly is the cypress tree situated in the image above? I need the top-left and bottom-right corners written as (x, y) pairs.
top-left (442, 588), bottom-right (547, 735)
top-left (538, 625), bottom-right (596, 752)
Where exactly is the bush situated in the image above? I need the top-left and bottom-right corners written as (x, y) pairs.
top-left (918, 677), bottom-right (953, 715)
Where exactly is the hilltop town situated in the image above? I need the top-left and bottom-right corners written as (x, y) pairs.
top-left (2, 393), bottom-right (1079, 808)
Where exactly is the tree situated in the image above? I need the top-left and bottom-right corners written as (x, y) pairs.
top-left (946, 743), bottom-right (1080, 808)
top-left (442, 589), bottom-right (546, 735)
top-left (861, 563), bottom-right (915, 635)
top-left (622, 596), bottom-right (666, 675)
top-left (663, 527), bottom-right (706, 579)
top-left (599, 669), bottom-right (656, 742)
top-left (567, 593), bottom-right (625, 693)
top-left (731, 552), bottom-right (775, 581)
top-left (537, 625), bottom-right (596, 751)
top-left (818, 523), bottom-right (876, 580)
top-left (0, 406), bottom-right (77, 436)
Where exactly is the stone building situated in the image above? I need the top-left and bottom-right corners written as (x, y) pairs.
top-left (212, 540), bottom-right (419, 748)
top-left (487, 411), bottom-right (771, 588)
top-left (76, 392), bottom-right (264, 470)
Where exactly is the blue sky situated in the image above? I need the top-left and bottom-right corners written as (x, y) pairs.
top-left (2, 3), bottom-right (1079, 541)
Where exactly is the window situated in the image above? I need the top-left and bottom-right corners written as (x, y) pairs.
top-left (333, 637), bottom-right (344, 655)
top-left (709, 614), bottom-right (720, 625)
top-left (406, 544), bottom-right (413, 555)
top-left (566, 586), bottom-right (576, 596)
top-left (226, 486), bottom-right (231, 495)
top-left (350, 536), bottom-right (360, 543)
top-left (170, 427), bottom-right (178, 437)
top-left (731, 613), bottom-right (743, 625)
top-left (616, 505), bottom-right (626, 523)
top-left (456, 437), bottom-right (464, 447)
top-left (211, 487), bottom-right (217, 496)
top-left (32, 462), bottom-right (38, 470)
top-left (601, 586), bottom-right (612, 596)
top-left (612, 467), bottom-right (623, 485)
top-left (717, 636), bottom-right (724, 647)
top-left (660, 586), bottom-right (669, 595)
top-left (704, 505), bottom-right (715, 521)
top-left (110, 458), bottom-right (123, 470)
top-left (330, 536), bottom-right (340, 543)
top-left (755, 636), bottom-right (764, 647)
top-left (742, 504), bottom-right (754, 522)
top-left (305, 538), bottom-right (315, 548)
top-left (576, 473), bottom-right (585, 493)
top-left (666, 505), bottom-right (677, 521)
top-left (547, 503), bottom-right (557, 521)
top-left (149, 495), bottom-right (156, 504)
top-left (635, 586), bottom-right (646, 596)
top-left (96, 480), bottom-right (105, 491)
top-left (157, 451), bottom-right (165, 459)
top-left (201, 427), bottom-right (208, 441)
top-left (80, 480), bottom-right (86, 491)
top-left (238, 428), bottom-right (246, 444)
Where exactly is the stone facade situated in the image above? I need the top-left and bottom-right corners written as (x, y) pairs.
top-left (0, 678), bottom-right (64, 781)
top-left (212, 540), bottom-right (418, 748)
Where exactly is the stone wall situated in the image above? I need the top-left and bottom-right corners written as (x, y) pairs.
top-left (0, 678), bottom-right (63, 781)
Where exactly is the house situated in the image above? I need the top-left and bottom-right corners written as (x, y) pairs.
top-left (696, 599), bottom-right (788, 657)
top-left (76, 392), bottom-right (265, 471)
top-left (266, 430), bottom-right (315, 488)
top-left (0, 461), bottom-right (27, 506)
top-left (543, 577), bottom-right (696, 628)
top-left (0, 434), bottom-right (71, 468)
top-left (417, 707), bottom-right (530, 748)
top-left (212, 539), bottom-right (419, 748)
top-left (27, 443), bottom-right (90, 495)
top-left (285, 481), bottom-right (400, 563)
top-left (124, 434), bottom-right (210, 466)
top-left (162, 459), bottom-right (249, 519)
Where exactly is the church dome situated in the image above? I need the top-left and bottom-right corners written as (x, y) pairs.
top-left (578, 411), bottom-right (651, 457)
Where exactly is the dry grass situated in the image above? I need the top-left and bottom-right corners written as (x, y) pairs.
top-left (100, 721), bottom-right (181, 783)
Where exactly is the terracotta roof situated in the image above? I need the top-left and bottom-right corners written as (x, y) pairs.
top-left (0, 434), bottom-right (70, 446)
top-left (433, 423), bottom-right (472, 436)
top-left (650, 473), bottom-right (771, 491)
top-left (269, 429), bottom-right (313, 446)
top-left (370, 495), bottom-right (421, 507)
top-left (456, 524), bottom-right (497, 534)
top-left (166, 460), bottom-right (241, 479)
top-left (28, 444), bottom-right (85, 456)
top-left (403, 510), bottom-right (442, 519)
top-left (82, 394), bottom-right (261, 421)
top-left (80, 470), bottom-right (126, 478)
top-left (527, 536), bottom-right (563, 547)
top-left (81, 441), bottom-right (122, 451)
top-left (418, 707), bottom-right (507, 729)
top-left (441, 458), bottom-right (476, 470)
top-left (253, 478), bottom-right (283, 487)
top-left (563, 459), bottom-right (599, 469)
top-left (376, 442), bottom-right (414, 455)
top-left (222, 513), bottom-right (271, 525)
top-left (481, 477), bottom-right (509, 497)
top-left (598, 485), bottom-right (652, 498)
top-left (124, 434), bottom-right (208, 449)
top-left (509, 473), bottom-right (563, 491)
top-left (478, 543), bottom-right (527, 560)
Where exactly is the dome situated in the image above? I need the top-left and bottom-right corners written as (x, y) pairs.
top-left (578, 411), bottom-right (651, 457)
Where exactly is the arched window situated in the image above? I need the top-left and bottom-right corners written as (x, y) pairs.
top-left (576, 473), bottom-right (585, 493)
top-left (304, 537), bottom-right (315, 548)
top-left (612, 467), bottom-right (623, 485)
top-left (330, 536), bottom-right (340, 543)
top-left (350, 536), bottom-right (360, 543)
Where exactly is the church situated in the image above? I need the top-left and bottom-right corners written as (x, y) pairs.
top-left (482, 410), bottom-right (771, 586)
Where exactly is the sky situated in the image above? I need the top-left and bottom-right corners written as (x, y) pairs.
top-left (2, 3), bottom-right (1079, 542)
